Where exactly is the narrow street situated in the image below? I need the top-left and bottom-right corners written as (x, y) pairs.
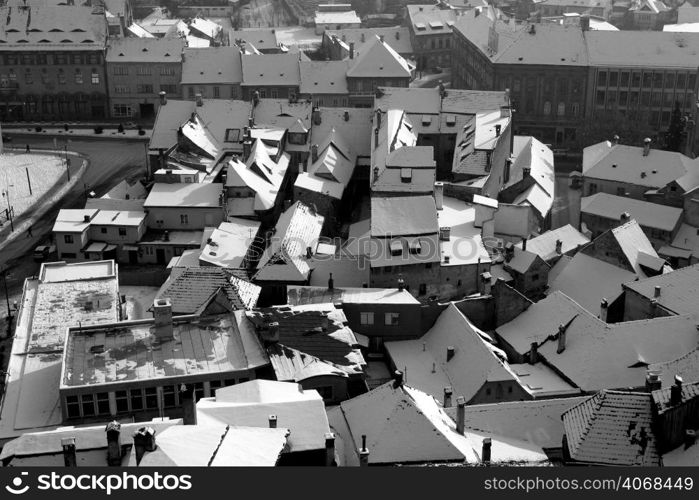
top-left (0, 136), bottom-right (148, 313)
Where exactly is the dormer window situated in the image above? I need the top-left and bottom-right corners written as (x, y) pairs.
top-left (408, 240), bottom-right (422, 255)
top-left (390, 240), bottom-right (403, 256)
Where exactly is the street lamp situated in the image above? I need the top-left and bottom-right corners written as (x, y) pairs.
top-left (1, 187), bottom-right (14, 233)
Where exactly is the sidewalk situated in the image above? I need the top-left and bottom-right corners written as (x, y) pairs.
top-left (3, 125), bottom-right (151, 140)
top-left (0, 148), bottom-right (89, 257)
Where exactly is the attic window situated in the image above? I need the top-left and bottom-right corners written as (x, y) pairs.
top-left (390, 240), bottom-right (403, 256)
top-left (409, 240), bottom-right (422, 255)
top-left (142, 47), bottom-right (149, 52)
top-left (446, 114), bottom-right (456, 126)
top-left (71, 28), bottom-right (86, 32)
top-left (429, 21), bottom-right (443, 29)
top-left (82, 40), bottom-right (94, 43)
top-left (49, 28), bottom-right (64, 32)
top-left (415, 22), bottom-right (426, 30)
top-left (61, 39), bottom-right (72, 43)
top-left (165, 53), bottom-right (171, 57)
top-left (422, 115), bottom-right (432, 126)
top-left (401, 168), bottom-right (412, 182)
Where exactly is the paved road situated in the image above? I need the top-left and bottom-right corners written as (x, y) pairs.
top-left (1, 136), bottom-right (148, 311)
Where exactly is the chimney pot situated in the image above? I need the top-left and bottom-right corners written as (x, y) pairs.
top-left (654, 285), bottom-right (661, 298)
top-left (159, 91), bottom-right (167, 106)
top-left (645, 369), bottom-right (661, 392)
top-left (557, 323), bottom-right (566, 354)
top-left (328, 273), bottom-right (334, 290)
top-left (325, 432), bottom-right (336, 466)
top-left (397, 274), bottom-right (405, 291)
top-left (269, 415), bottom-right (277, 428)
top-left (643, 137), bottom-right (652, 156)
top-left (447, 346), bottom-right (455, 362)
top-left (359, 435), bottom-right (370, 466)
top-left (612, 134), bottom-right (619, 145)
top-left (620, 212), bottom-right (630, 223)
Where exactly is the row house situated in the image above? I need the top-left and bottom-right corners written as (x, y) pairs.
top-left (322, 26), bottom-right (414, 63)
top-left (180, 46), bottom-right (242, 102)
top-left (0, 4), bottom-right (109, 121)
top-left (105, 37), bottom-right (184, 120)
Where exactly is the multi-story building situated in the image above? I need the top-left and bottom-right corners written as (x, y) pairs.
top-left (105, 37), bottom-right (184, 120)
top-left (452, 11), bottom-right (589, 146)
top-left (626, 0), bottom-right (674, 30)
top-left (536, 0), bottom-right (613, 19)
top-left (0, 4), bottom-right (109, 121)
top-left (180, 46), bottom-right (243, 101)
top-left (584, 30), bottom-right (699, 153)
top-left (240, 53), bottom-right (301, 100)
top-left (405, 3), bottom-right (458, 71)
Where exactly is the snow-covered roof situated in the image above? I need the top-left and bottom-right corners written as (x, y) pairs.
top-left (581, 193), bottom-right (683, 232)
top-left (515, 224), bottom-right (590, 262)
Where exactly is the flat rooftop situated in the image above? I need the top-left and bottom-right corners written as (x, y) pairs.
top-left (61, 312), bottom-right (269, 389)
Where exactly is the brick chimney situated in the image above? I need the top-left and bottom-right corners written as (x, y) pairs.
top-left (392, 370), bottom-right (404, 388)
top-left (434, 181), bottom-right (444, 210)
top-left (455, 396), bottom-right (466, 435)
top-left (328, 273), bottom-right (334, 290)
top-left (522, 237), bottom-right (527, 251)
top-left (152, 298), bottom-right (173, 339)
top-left (61, 437), bottom-right (77, 467)
top-left (349, 42), bottom-right (354, 59)
top-left (528, 342), bottom-right (537, 364)
top-left (443, 386), bottom-right (453, 407)
top-left (311, 143), bottom-right (319, 163)
top-left (481, 272), bottom-right (492, 295)
top-left (654, 285), bottom-right (661, 298)
top-left (195, 93), bottom-right (203, 106)
top-left (179, 384), bottom-right (197, 425)
top-left (447, 346), bottom-right (455, 362)
top-left (106, 421), bottom-right (122, 466)
top-left (269, 415), bottom-right (277, 428)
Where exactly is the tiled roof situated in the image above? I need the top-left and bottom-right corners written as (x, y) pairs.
top-left (623, 264), bottom-right (699, 315)
top-left (562, 391), bottom-right (660, 466)
top-left (581, 193), bottom-right (683, 232)
top-left (246, 305), bottom-right (365, 380)
top-left (652, 380), bottom-right (699, 415)
top-left (346, 35), bottom-right (412, 79)
top-left (325, 26), bottom-right (413, 54)
top-left (106, 37), bottom-right (184, 62)
top-left (649, 349), bottom-right (699, 388)
top-left (504, 247), bottom-right (543, 274)
top-left (241, 53), bottom-right (301, 86)
top-left (156, 267), bottom-right (257, 315)
top-left (299, 60), bottom-right (350, 94)
top-left (181, 47), bottom-right (242, 84)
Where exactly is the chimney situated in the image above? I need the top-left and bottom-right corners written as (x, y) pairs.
top-left (620, 212), bottom-right (630, 223)
top-left (253, 90), bottom-right (260, 106)
top-left (328, 273), bottom-right (334, 290)
top-left (312, 107), bottom-right (322, 125)
top-left (555, 239), bottom-right (563, 255)
top-left (434, 181), bottom-right (444, 210)
top-left (325, 432), bottom-right (336, 466)
top-left (83, 214), bottom-right (91, 223)
top-left (163, 230), bottom-right (170, 242)
top-left (481, 272), bottom-right (492, 295)
top-left (438, 80), bottom-right (446, 98)
top-left (311, 143), bottom-right (319, 163)
top-left (686, 430), bottom-right (697, 450)
top-left (343, 110), bottom-right (349, 122)
top-left (395, 30), bottom-right (400, 40)
top-left (179, 384), bottom-right (197, 425)
top-left (392, 370), bottom-right (403, 388)
top-left (349, 42), bottom-right (355, 59)
top-left (671, 375), bottom-right (683, 406)
top-left (481, 438), bottom-right (492, 464)
top-left (528, 342), bottom-right (537, 364)
top-left (195, 93), bottom-right (203, 106)
top-left (645, 370), bottom-right (661, 392)
top-left (374, 128), bottom-right (380, 148)
top-left (612, 134), bottom-right (619, 146)
top-left (269, 415), bottom-right (277, 428)
top-left (133, 426), bottom-right (157, 466)
top-left (455, 397), bottom-right (466, 435)
top-left (522, 237), bottom-right (527, 251)
top-left (61, 437), bottom-right (77, 467)
top-left (306, 246), bottom-right (313, 258)
top-left (359, 435), bottom-right (369, 466)
top-left (443, 387), bottom-right (453, 407)
top-left (152, 298), bottom-right (173, 339)
top-left (261, 321), bottom-right (280, 344)
top-left (375, 109), bottom-right (382, 130)
top-left (654, 285), bottom-right (661, 298)
top-left (397, 274), bottom-right (405, 291)
top-left (439, 226), bottom-right (451, 241)
top-left (643, 137), bottom-right (652, 156)
top-left (500, 105), bottom-right (510, 119)
top-left (159, 91), bottom-right (167, 106)
top-left (557, 323), bottom-right (566, 354)
top-left (523, 166), bottom-right (531, 178)
top-left (580, 15), bottom-right (590, 31)
top-left (600, 298), bottom-right (608, 322)
top-left (447, 346), bottom-right (455, 362)
top-left (106, 421), bottom-right (122, 466)
top-left (494, 124), bottom-right (501, 137)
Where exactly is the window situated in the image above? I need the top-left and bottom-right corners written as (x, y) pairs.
top-left (41, 69), bottom-right (49, 84)
top-left (115, 390), bottom-right (129, 413)
top-left (91, 69), bottom-right (99, 84)
top-left (193, 382), bottom-right (205, 401)
top-left (677, 73), bottom-right (687, 90)
top-left (100, 227), bottom-right (108, 234)
top-left (665, 73), bottom-right (675, 89)
top-left (596, 90), bottom-right (605, 106)
top-left (24, 69), bottom-right (33, 84)
top-left (653, 72), bottom-right (663, 89)
top-left (270, 88), bottom-right (278, 99)
top-left (543, 101), bottom-right (551, 115)
top-left (213, 86), bottom-right (220, 98)
top-left (180, 214), bottom-right (189, 225)
top-left (81, 394), bottom-right (95, 416)
top-left (64, 234), bottom-right (74, 244)
top-left (419, 283), bottom-right (427, 295)
top-left (360, 312), bottom-right (374, 325)
top-left (118, 227), bottom-right (127, 236)
top-left (58, 69), bottom-right (66, 84)
top-left (632, 71), bottom-right (641, 87)
top-left (137, 84), bottom-right (153, 94)
top-left (136, 66), bottom-right (152, 76)
top-left (145, 387), bottom-right (158, 409)
top-left (66, 395), bottom-right (81, 418)
top-left (688, 74), bottom-right (696, 89)
top-left (89, 54), bottom-right (100, 65)
top-left (608, 71), bottom-right (618, 87)
top-left (588, 183), bottom-right (597, 195)
top-left (572, 102), bottom-right (580, 117)
top-left (74, 69), bottom-right (83, 84)
top-left (258, 89), bottom-right (266, 98)
top-left (113, 66), bottom-right (128, 76)
top-left (162, 386), bottom-right (177, 408)
top-left (597, 71), bottom-right (607, 86)
top-left (557, 102), bottom-right (565, 116)
top-left (130, 389), bottom-right (144, 410)
top-left (620, 71), bottom-right (629, 87)
top-left (384, 312), bottom-right (400, 325)
top-left (160, 84), bottom-right (177, 94)
top-left (96, 392), bottom-right (110, 415)
top-left (114, 85), bottom-right (129, 94)
top-left (160, 66), bottom-right (175, 76)
top-left (617, 187), bottom-right (626, 196)
top-left (188, 87), bottom-right (194, 98)
top-left (112, 104), bottom-right (132, 117)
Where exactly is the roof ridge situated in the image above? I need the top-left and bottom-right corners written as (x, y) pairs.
top-left (207, 425), bottom-right (231, 466)
top-left (570, 391), bottom-right (606, 457)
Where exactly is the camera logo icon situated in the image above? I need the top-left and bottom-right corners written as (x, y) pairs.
top-left (5, 472), bottom-right (30, 495)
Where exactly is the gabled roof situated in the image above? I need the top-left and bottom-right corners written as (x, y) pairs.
top-left (583, 141), bottom-right (692, 187)
top-left (144, 182), bottom-right (222, 208)
top-left (155, 267), bottom-right (258, 315)
top-left (562, 391), bottom-right (660, 466)
top-left (328, 381), bottom-right (547, 465)
top-left (505, 247), bottom-right (545, 274)
top-left (508, 136), bottom-right (555, 218)
top-left (385, 304), bottom-right (526, 404)
top-left (299, 60), bottom-right (350, 94)
top-left (623, 263), bottom-right (699, 316)
top-left (106, 37), bottom-right (184, 63)
top-left (229, 28), bottom-right (279, 51)
top-left (199, 219), bottom-right (262, 269)
top-left (241, 53), bottom-right (301, 86)
top-left (254, 202), bottom-right (325, 282)
top-left (581, 193), bottom-right (683, 232)
top-left (515, 224), bottom-right (590, 261)
top-left (649, 349), bottom-right (699, 388)
top-left (196, 380), bottom-right (331, 452)
top-left (346, 35), bottom-right (412, 79)
top-left (181, 47), bottom-right (242, 84)
top-left (325, 26), bottom-right (413, 55)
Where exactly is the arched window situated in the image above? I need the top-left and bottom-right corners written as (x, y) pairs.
top-left (543, 101), bottom-right (551, 115)
top-left (557, 102), bottom-right (565, 116)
